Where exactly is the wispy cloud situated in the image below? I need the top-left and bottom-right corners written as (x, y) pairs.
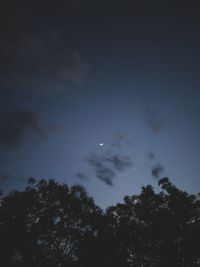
top-left (151, 163), bottom-right (164, 179)
top-left (148, 151), bottom-right (156, 160)
top-left (140, 103), bottom-right (166, 133)
top-left (104, 153), bottom-right (133, 171)
top-left (96, 167), bottom-right (115, 186)
top-left (0, 109), bottom-right (43, 148)
top-left (111, 132), bottom-right (125, 148)
top-left (76, 172), bottom-right (89, 181)
top-left (147, 151), bottom-right (165, 179)
top-left (0, 1), bottom-right (88, 92)
top-left (86, 151), bottom-right (133, 186)
top-left (58, 52), bottom-right (89, 85)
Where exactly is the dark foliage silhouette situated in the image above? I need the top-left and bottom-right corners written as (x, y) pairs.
top-left (0, 177), bottom-right (199, 267)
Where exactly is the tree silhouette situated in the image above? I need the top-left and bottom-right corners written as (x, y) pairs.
top-left (0, 179), bottom-right (102, 267)
top-left (105, 178), bottom-right (200, 266)
top-left (0, 177), bottom-right (199, 267)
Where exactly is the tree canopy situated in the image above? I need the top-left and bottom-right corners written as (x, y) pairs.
top-left (0, 177), bottom-right (200, 267)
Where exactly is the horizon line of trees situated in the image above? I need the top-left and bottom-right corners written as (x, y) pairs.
top-left (0, 177), bottom-right (200, 267)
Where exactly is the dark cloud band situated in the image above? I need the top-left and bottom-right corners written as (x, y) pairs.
top-left (0, 109), bottom-right (43, 148)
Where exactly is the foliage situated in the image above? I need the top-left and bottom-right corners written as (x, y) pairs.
top-left (0, 177), bottom-right (199, 267)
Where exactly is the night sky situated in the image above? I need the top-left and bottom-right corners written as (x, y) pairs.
top-left (0, 0), bottom-right (200, 208)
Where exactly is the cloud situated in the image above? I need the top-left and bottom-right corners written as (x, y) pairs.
top-left (0, 36), bottom-right (88, 91)
top-left (86, 154), bottom-right (115, 186)
top-left (141, 103), bottom-right (166, 133)
top-left (104, 153), bottom-right (133, 171)
top-left (148, 151), bottom-right (156, 160)
top-left (59, 52), bottom-right (89, 85)
top-left (111, 132), bottom-right (125, 148)
top-left (86, 151), bottom-right (133, 186)
top-left (0, 1), bottom-right (88, 92)
top-left (76, 172), bottom-right (89, 181)
top-left (151, 163), bottom-right (164, 179)
top-left (0, 109), bottom-right (43, 148)
top-left (111, 132), bottom-right (133, 149)
top-left (147, 152), bottom-right (165, 180)
top-left (96, 167), bottom-right (115, 186)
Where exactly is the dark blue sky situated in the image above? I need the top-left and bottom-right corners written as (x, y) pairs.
top-left (0, 0), bottom-right (200, 208)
